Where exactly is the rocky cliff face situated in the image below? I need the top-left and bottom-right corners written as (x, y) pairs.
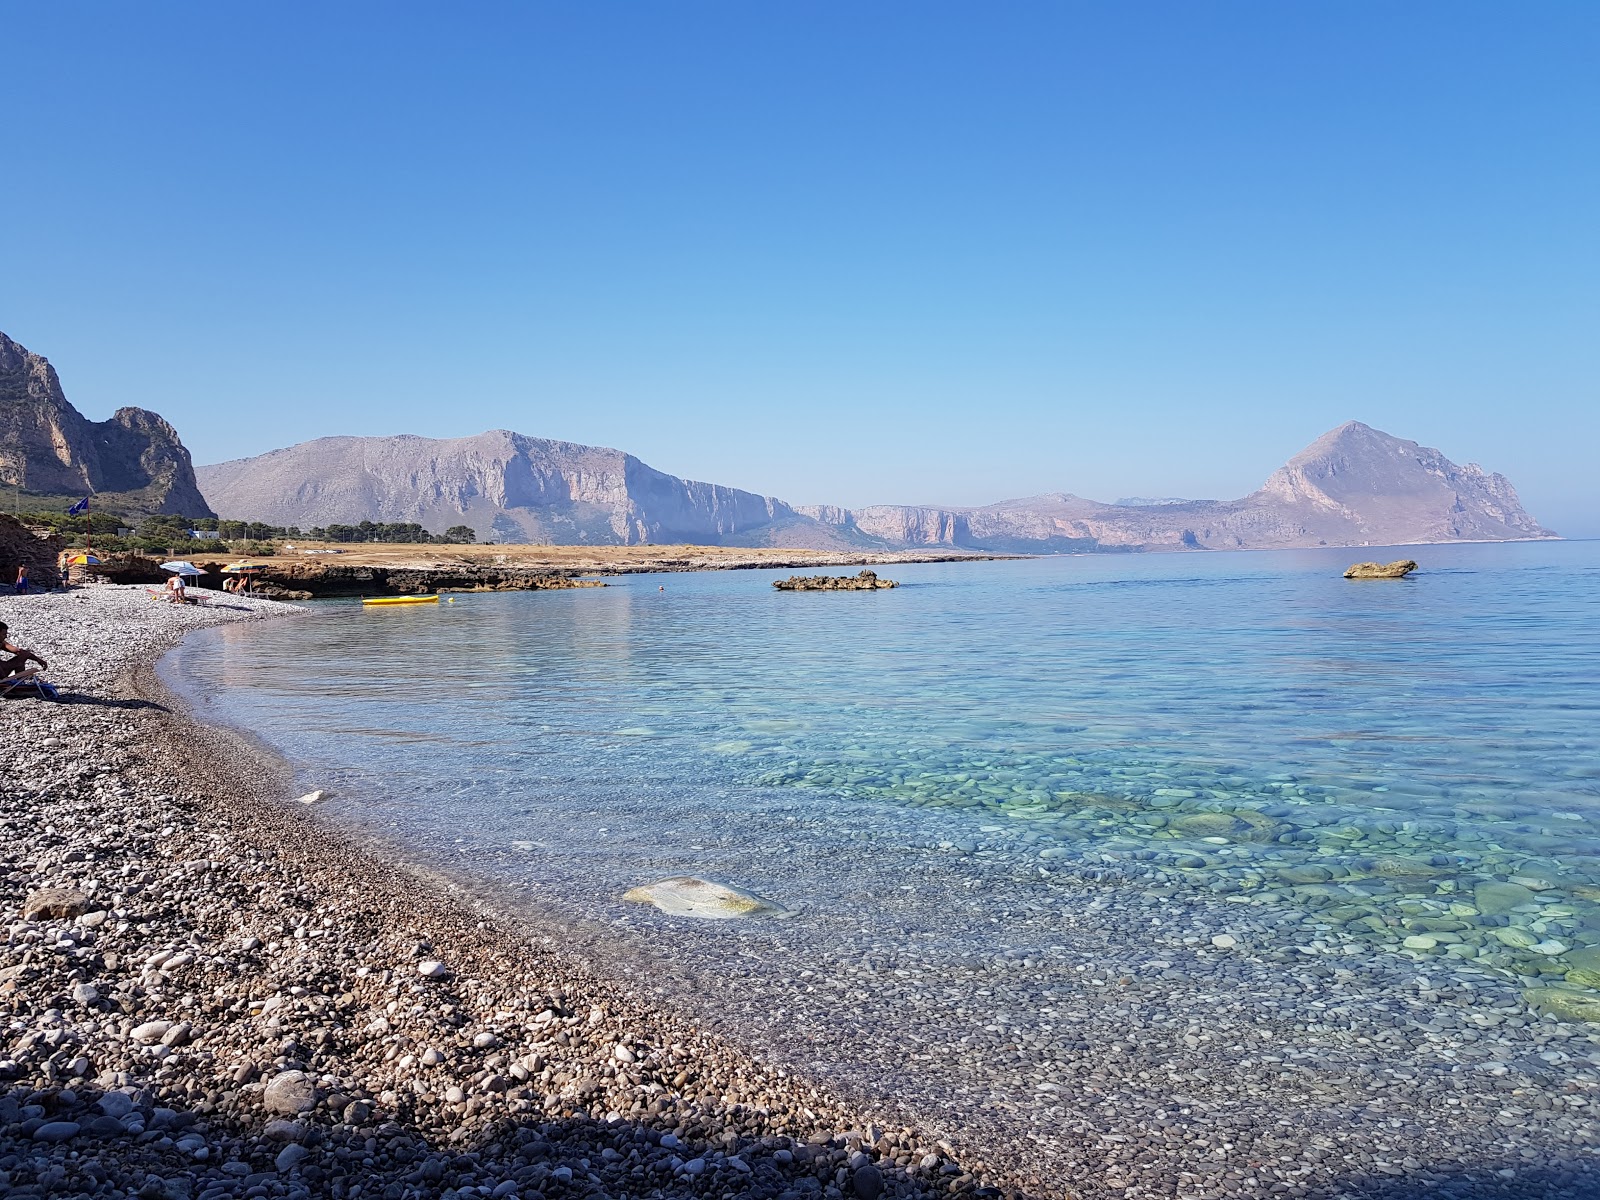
top-left (0, 331), bottom-right (213, 516)
top-left (196, 431), bottom-right (866, 547)
top-left (198, 419), bottom-right (1552, 552)
top-left (0, 513), bottom-right (64, 585)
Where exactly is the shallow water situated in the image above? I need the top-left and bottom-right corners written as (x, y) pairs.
top-left (161, 542), bottom-right (1600, 1181)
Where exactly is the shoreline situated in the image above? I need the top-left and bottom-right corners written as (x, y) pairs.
top-left (8, 581), bottom-right (1600, 1200)
top-left (1, 588), bottom-right (1002, 1200)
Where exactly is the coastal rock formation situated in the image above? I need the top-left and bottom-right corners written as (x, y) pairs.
top-left (0, 513), bottom-right (64, 586)
top-left (1344, 559), bottom-right (1419, 579)
top-left (799, 423), bottom-right (1554, 553)
top-left (773, 569), bottom-right (898, 591)
top-left (0, 331), bottom-right (213, 516)
top-left (197, 431), bottom-right (861, 549)
top-left (186, 404), bottom-right (1561, 556)
top-left (200, 420), bottom-right (1552, 554)
top-left (221, 560), bottom-right (610, 597)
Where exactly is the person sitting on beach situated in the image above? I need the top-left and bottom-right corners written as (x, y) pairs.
top-left (0, 621), bottom-right (48, 679)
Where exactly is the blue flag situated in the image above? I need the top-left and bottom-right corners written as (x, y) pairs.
top-left (67, 496), bottom-right (89, 515)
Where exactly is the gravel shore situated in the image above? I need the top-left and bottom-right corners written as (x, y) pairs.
top-left (0, 588), bottom-right (989, 1200)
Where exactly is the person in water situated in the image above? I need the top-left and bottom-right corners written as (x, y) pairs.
top-left (0, 621), bottom-right (48, 678)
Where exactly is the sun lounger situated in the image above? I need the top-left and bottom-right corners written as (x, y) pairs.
top-left (0, 671), bottom-right (59, 700)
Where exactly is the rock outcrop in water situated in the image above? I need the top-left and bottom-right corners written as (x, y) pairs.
top-left (199, 420), bottom-right (1554, 553)
top-left (773, 569), bottom-right (898, 591)
top-left (1344, 559), bottom-right (1419, 579)
top-left (0, 331), bottom-right (214, 516)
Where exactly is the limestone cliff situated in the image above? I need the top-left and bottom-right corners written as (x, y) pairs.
top-left (196, 431), bottom-right (866, 548)
top-left (197, 420), bottom-right (1553, 551)
top-left (0, 331), bottom-right (213, 516)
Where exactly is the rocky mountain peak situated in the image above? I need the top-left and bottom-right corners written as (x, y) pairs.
top-left (0, 330), bottom-right (213, 516)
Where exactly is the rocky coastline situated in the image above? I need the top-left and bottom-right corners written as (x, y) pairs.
top-left (0, 588), bottom-right (995, 1200)
top-left (772, 572), bottom-right (897, 592)
top-left (60, 550), bottom-right (999, 600)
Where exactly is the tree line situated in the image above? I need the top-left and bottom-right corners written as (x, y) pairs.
top-left (17, 510), bottom-right (477, 553)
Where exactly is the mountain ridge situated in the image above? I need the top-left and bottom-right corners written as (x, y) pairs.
top-left (198, 419), bottom-right (1555, 552)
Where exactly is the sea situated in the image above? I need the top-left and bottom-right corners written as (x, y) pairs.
top-left (161, 539), bottom-right (1600, 1163)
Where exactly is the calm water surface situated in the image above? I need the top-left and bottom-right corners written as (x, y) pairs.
top-left (163, 541), bottom-right (1600, 1012)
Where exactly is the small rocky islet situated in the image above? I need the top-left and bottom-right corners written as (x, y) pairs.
top-left (1343, 559), bottom-right (1419, 580)
top-left (773, 571), bottom-right (898, 592)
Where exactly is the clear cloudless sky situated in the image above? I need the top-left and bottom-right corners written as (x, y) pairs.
top-left (2, 3), bottom-right (1596, 532)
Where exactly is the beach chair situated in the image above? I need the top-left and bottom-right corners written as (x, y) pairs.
top-left (0, 670), bottom-right (60, 701)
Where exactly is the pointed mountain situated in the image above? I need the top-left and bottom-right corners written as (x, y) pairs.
top-left (798, 422), bottom-right (1553, 551)
top-left (1250, 420), bottom-right (1550, 543)
top-left (0, 331), bottom-right (213, 516)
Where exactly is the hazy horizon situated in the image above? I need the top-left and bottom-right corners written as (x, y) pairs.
top-left (2, 4), bottom-right (1595, 534)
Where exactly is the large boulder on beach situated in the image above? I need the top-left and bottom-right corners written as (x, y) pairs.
top-left (623, 876), bottom-right (788, 919)
top-left (22, 887), bottom-right (90, 922)
top-left (263, 1070), bottom-right (318, 1114)
top-left (1343, 559), bottom-right (1418, 580)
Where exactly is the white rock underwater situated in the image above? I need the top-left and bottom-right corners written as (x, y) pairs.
top-left (623, 876), bottom-right (790, 920)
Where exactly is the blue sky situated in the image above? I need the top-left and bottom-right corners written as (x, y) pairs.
top-left (2, 3), bottom-right (1596, 532)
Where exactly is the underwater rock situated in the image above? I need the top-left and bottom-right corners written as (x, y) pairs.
top-left (1564, 947), bottom-right (1600, 974)
top-left (1371, 855), bottom-right (1441, 879)
top-left (1170, 813), bottom-right (1245, 839)
top-left (1343, 559), bottom-right (1419, 579)
top-left (1525, 988), bottom-right (1600, 1023)
top-left (623, 876), bottom-right (789, 920)
top-left (1476, 881), bottom-right (1537, 915)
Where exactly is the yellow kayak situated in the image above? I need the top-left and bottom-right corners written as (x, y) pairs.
top-left (362, 594), bottom-right (440, 606)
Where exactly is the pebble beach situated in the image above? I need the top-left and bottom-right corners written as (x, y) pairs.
top-left (0, 588), bottom-right (982, 1200)
top-left (3, 585), bottom-right (1599, 1200)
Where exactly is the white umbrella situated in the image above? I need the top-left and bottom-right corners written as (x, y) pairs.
top-left (159, 561), bottom-right (205, 576)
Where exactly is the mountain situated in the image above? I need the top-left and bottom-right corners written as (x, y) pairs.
top-left (0, 331), bottom-right (213, 516)
top-left (196, 430), bottom-right (858, 547)
top-left (796, 422), bottom-right (1554, 551)
top-left (197, 419), bottom-right (1554, 551)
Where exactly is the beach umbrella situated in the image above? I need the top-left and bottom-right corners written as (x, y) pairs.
top-left (66, 553), bottom-right (102, 566)
top-left (159, 560), bottom-right (205, 576)
top-left (221, 561), bottom-right (267, 573)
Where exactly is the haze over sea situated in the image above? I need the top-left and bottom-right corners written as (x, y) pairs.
top-left (161, 541), bottom-right (1600, 1179)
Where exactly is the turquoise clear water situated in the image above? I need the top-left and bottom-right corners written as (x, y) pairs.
top-left (163, 540), bottom-right (1600, 1020)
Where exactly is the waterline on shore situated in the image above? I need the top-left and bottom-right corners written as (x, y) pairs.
top-left (155, 545), bottom-right (1600, 1196)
